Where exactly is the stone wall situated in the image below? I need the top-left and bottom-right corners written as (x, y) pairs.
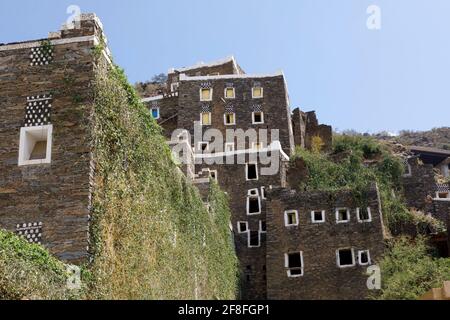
top-left (292, 108), bottom-right (332, 152)
top-left (266, 184), bottom-right (385, 300)
top-left (402, 157), bottom-right (436, 210)
top-left (0, 15), bottom-right (104, 263)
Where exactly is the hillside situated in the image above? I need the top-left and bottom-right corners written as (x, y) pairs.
top-left (375, 127), bottom-right (450, 150)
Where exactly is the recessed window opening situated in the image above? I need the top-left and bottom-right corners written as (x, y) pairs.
top-left (200, 88), bottom-right (212, 101)
top-left (224, 87), bottom-right (235, 99)
top-left (224, 113), bottom-right (236, 125)
top-left (246, 163), bottom-right (258, 180)
top-left (285, 210), bottom-right (299, 227)
top-left (238, 222), bottom-right (248, 233)
top-left (260, 220), bottom-right (266, 233)
top-left (201, 112), bottom-right (211, 125)
top-left (252, 111), bottom-right (264, 124)
top-left (247, 196), bottom-right (261, 215)
top-left (357, 207), bottom-right (372, 222)
top-left (336, 208), bottom-right (350, 223)
top-left (337, 248), bottom-right (355, 268)
top-left (252, 87), bottom-right (263, 99)
top-left (248, 231), bottom-right (260, 247)
top-left (151, 107), bottom-right (160, 119)
top-left (285, 252), bottom-right (304, 277)
top-left (311, 210), bottom-right (325, 223)
top-left (18, 125), bottom-right (53, 166)
top-left (358, 250), bottom-right (371, 266)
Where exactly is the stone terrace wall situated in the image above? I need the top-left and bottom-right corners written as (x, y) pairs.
top-left (0, 16), bottom-right (102, 263)
top-left (402, 157), bottom-right (436, 210)
top-left (266, 184), bottom-right (385, 300)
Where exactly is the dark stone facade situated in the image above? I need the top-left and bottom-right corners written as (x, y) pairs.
top-left (291, 108), bottom-right (332, 152)
top-left (266, 184), bottom-right (385, 300)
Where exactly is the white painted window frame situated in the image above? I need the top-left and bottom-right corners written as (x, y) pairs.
top-left (209, 170), bottom-right (218, 182)
top-left (336, 248), bottom-right (356, 268)
top-left (246, 163), bottom-right (259, 181)
top-left (311, 210), bottom-right (326, 223)
top-left (224, 87), bottom-right (235, 99)
top-left (248, 230), bottom-right (261, 248)
top-left (151, 107), bottom-right (160, 120)
top-left (247, 195), bottom-right (262, 215)
top-left (358, 250), bottom-right (371, 266)
top-left (199, 87), bottom-right (213, 101)
top-left (200, 112), bottom-right (211, 126)
top-left (285, 252), bottom-right (304, 278)
top-left (248, 188), bottom-right (259, 197)
top-left (434, 191), bottom-right (450, 201)
top-left (261, 187), bottom-right (266, 199)
top-left (259, 220), bottom-right (267, 233)
top-left (237, 221), bottom-right (248, 234)
top-left (18, 125), bottom-right (53, 166)
top-left (284, 210), bottom-right (299, 227)
top-left (198, 141), bottom-right (209, 152)
top-left (224, 112), bottom-right (236, 126)
top-left (252, 111), bottom-right (265, 125)
top-left (252, 87), bottom-right (264, 99)
top-left (357, 207), bottom-right (373, 223)
top-left (170, 82), bottom-right (179, 92)
top-left (335, 208), bottom-right (351, 224)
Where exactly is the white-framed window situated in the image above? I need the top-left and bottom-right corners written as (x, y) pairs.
top-left (311, 210), bottom-right (326, 223)
top-left (200, 88), bottom-right (213, 101)
top-left (18, 125), bottom-right (53, 166)
top-left (435, 191), bottom-right (450, 201)
top-left (225, 142), bottom-right (235, 153)
top-left (357, 207), bottom-right (372, 223)
top-left (358, 250), bottom-right (371, 266)
top-left (248, 231), bottom-right (260, 248)
top-left (285, 252), bottom-right (304, 277)
top-left (151, 107), bottom-right (160, 120)
top-left (198, 142), bottom-right (209, 152)
top-left (224, 87), bottom-right (235, 99)
top-left (336, 248), bottom-right (356, 268)
top-left (170, 82), bottom-right (179, 92)
top-left (259, 220), bottom-right (267, 233)
top-left (252, 87), bottom-right (263, 99)
top-left (246, 163), bottom-right (259, 181)
top-left (261, 187), bottom-right (266, 199)
top-left (252, 111), bottom-right (264, 124)
top-left (237, 221), bottom-right (248, 233)
top-left (284, 210), bottom-right (299, 227)
top-left (247, 196), bottom-right (261, 215)
top-left (224, 113), bottom-right (236, 125)
top-left (209, 170), bottom-right (218, 181)
top-left (336, 208), bottom-right (350, 224)
top-left (248, 189), bottom-right (259, 196)
top-left (200, 112), bottom-right (211, 126)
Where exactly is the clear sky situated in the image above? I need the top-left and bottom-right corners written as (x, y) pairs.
top-left (1, 0), bottom-right (449, 133)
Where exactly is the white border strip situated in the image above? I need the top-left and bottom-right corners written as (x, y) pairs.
top-left (179, 71), bottom-right (284, 82)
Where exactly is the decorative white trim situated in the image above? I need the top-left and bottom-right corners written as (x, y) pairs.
top-left (200, 88), bottom-right (213, 102)
top-left (170, 82), bottom-right (179, 92)
top-left (259, 220), bottom-right (267, 233)
top-left (18, 125), bottom-right (53, 166)
top-left (179, 71), bottom-right (284, 81)
top-left (245, 163), bottom-right (259, 181)
top-left (252, 87), bottom-right (264, 99)
top-left (357, 207), bottom-right (372, 223)
top-left (358, 250), bottom-right (371, 266)
top-left (336, 208), bottom-right (350, 224)
top-left (248, 189), bottom-right (259, 197)
top-left (285, 252), bottom-right (304, 277)
top-left (224, 87), bottom-right (236, 99)
top-left (284, 210), bottom-right (299, 227)
top-left (434, 191), bottom-right (450, 201)
top-left (311, 210), bottom-right (326, 223)
top-left (247, 196), bottom-right (261, 215)
top-left (142, 95), bottom-right (164, 103)
top-left (336, 248), bottom-right (356, 268)
top-left (224, 112), bottom-right (236, 126)
top-left (237, 221), bottom-right (248, 233)
top-left (261, 187), bottom-right (266, 199)
top-left (150, 107), bottom-right (160, 120)
top-left (200, 112), bottom-right (211, 126)
top-left (197, 141), bottom-right (210, 152)
top-left (248, 230), bottom-right (261, 248)
top-left (209, 170), bottom-right (218, 182)
top-left (252, 111), bottom-right (264, 124)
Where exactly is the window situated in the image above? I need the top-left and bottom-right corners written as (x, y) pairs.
top-left (252, 87), bottom-right (263, 99)
top-left (224, 113), bottom-right (236, 125)
top-left (337, 248), bottom-right (355, 268)
top-left (358, 250), bottom-right (371, 266)
top-left (198, 142), bottom-right (209, 152)
top-left (357, 207), bottom-right (372, 223)
top-left (261, 187), bottom-right (266, 199)
top-left (284, 210), bottom-right (299, 227)
top-left (336, 208), bottom-right (350, 223)
top-left (238, 221), bottom-right (248, 233)
top-left (18, 125), bottom-right (53, 166)
top-left (436, 191), bottom-right (450, 200)
top-left (252, 111), bottom-right (264, 124)
top-left (200, 112), bottom-right (211, 125)
top-left (224, 87), bottom-right (235, 99)
top-left (151, 107), bottom-right (160, 120)
top-left (200, 88), bottom-right (212, 101)
top-left (311, 210), bottom-right (325, 223)
top-left (247, 196), bottom-right (261, 215)
top-left (248, 231), bottom-right (260, 248)
top-left (285, 252), bottom-right (304, 277)
top-left (259, 220), bottom-right (266, 233)
top-left (225, 142), bottom-right (235, 153)
top-left (170, 82), bottom-right (179, 92)
top-left (209, 170), bottom-right (218, 181)
top-left (248, 189), bottom-right (259, 196)
top-left (246, 163), bottom-right (258, 180)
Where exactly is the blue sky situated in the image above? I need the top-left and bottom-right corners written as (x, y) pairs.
top-left (1, 0), bottom-right (449, 133)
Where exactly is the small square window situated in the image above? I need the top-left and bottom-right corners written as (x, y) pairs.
top-left (209, 170), bottom-right (218, 181)
top-left (224, 113), bottom-right (236, 125)
top-left (200, 88), bottom-right (212, 101)
top-left (238, 221), bottom-right (248, 233)
top-left (247, 196), bottom-right (261, 215)
top-left (260, 220), bottom-right (267, 233)
top-left (311, 210), bottom-right (325, 223)
top-left (252, 111), bottom-right (264, 124)
top-left (337, 248), bottom-right (355, 268)
top-left (284, 210), bottom-right (299, 227)
top-left (201, 112), bottom-right (211, 126)
top-left (336, 208), bottom-right (350, 223)
top-left (151, 107), bottom-right (160, 119)
top-left (224, 87), bottom-right (235, 99)
top-left (170, 82), bottom-right (179, 92)
top-left (246, 163), bottom-right (258, 180)
top-left (436, 192), bottom-right (450, 200)
top-left (357, 207), bottom-right (372, 223)
top-left (18, 125), bottom-right (53, 166)
top-left (225, 143), bottom-right (235, 153)
top-left (248, 231), bottom-right (260, 247)
top-left (358, 250), bottom-right (371, 266)
top-left (285, 252), bottom-right (303, 277)
top-left (248, 189), bottom-right (259, 196)
top-left (252, 87), bottom-right (263, 99)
